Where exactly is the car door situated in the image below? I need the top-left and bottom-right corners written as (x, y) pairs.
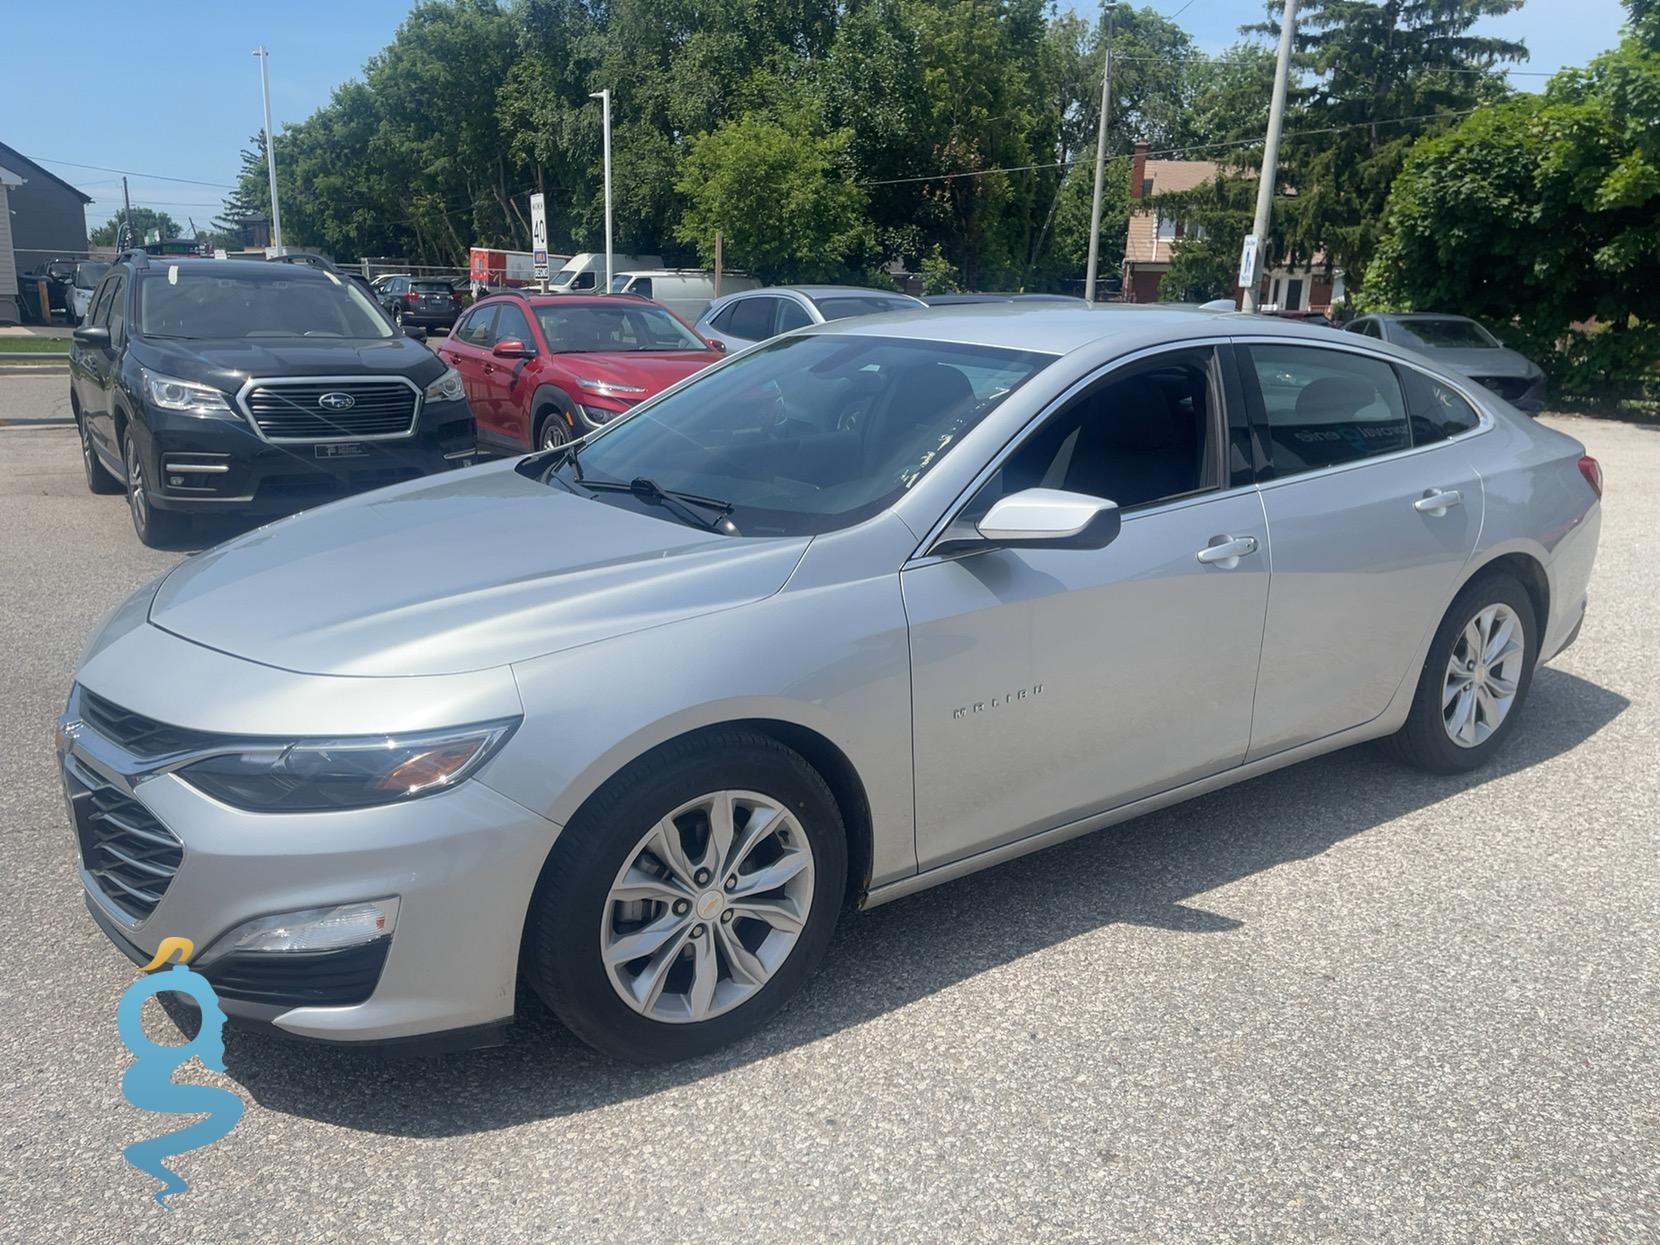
top-left (1238, 339), bottom-right (1485, 759)
top-left (480, 300), bottom-right (538, 449)
top-left (903, 344), bottom-right (1271, 870)
top-left (77, 274), bottom-right (124, 465)
top-left (440, 304), bottom-right (498, 442)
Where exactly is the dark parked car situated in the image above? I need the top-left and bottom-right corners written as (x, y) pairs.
top-left (69, 252), bottom-right (475, 546)
top-left (1346, 313), bottom-right (1546, 413)
top-left (377, 276), bottom-right (463, 333)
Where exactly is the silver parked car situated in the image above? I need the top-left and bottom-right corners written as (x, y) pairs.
top-left (696, 284), bottom-right (926, 351)
top-left (59, 304), bottom-right (1602, 1062)
top-left (1346, 313), bottom-right (1547, 412)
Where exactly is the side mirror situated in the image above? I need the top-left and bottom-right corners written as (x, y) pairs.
top-left (934, 488), bottom-right (1120, 554)
top-left (491, 338), bottom-right (534, 358)
top-left (72, 325), bottom-right (110, 349)
top-left (704, 337), bottom-right (727, 353)
top-left (403, 324), bottom-right (428, 342)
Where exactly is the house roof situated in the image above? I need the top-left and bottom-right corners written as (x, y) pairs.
top-left (0, 162), bottom-right (24, 188)
top-left (1125, 159), bottom-right (1219, 266)
top-left (0, 141), bottom-right (92, 203)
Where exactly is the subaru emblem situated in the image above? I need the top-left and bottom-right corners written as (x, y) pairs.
top-left (317, 391), bottom-right (356, 412)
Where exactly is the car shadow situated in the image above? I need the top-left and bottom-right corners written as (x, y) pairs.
top-left (216, 666), bottom-right (1627, 1136)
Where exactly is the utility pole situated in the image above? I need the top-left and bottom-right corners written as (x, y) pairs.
top-left (1083, 3), bottom-right (1118, 303)
top-left (589, 88), bottom-right (613, 292)
top-left (121, 177), bottom-right (133, 251)
top-left (255, 46), bottom-right (285, 255)
top-left (1241, 0), bottom-right (1297, 313)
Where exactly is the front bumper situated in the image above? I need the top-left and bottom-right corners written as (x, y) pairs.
top-left (132, 397), bottom-right (476, 514)
top-left (62, 626), bottom-right (556, 1046)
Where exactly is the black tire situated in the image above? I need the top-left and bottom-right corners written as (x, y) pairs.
top-left (124, 434), bottom-right (190, 548)
top-left (524, 729), bottom-right (847, 1063)
top-left (535, 406), bottom-right (572, 451)
top-left (1385, 572), bottom-right (1538, 774)
top-left (77, 402), bottom-right (122, 495)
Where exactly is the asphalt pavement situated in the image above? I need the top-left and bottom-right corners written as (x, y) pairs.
top-left (0, 381), bottom-right (1654, 1242)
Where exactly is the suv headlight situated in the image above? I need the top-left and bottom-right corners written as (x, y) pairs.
top-left (424, 366), bottom-right (464, 403)
top-left (177, 718), bottom-right (519, 812)
top-left (142, 369), bottom-right (237, 418)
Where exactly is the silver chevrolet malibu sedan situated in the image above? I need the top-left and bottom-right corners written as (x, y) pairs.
top-left (59, 305), bottom-right (1602, 1062)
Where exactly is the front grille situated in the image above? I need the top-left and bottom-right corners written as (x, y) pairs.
top-left (1474, 375), bottom-right (1531, 402)
top-left (64, 753), bottom-right (183, 923)
top-left (244, 380), bottom-right (419, 441)
top-left (202, 940), bottom-right (391, 1007)
top-left (80, 688), bottom-right (213, 759)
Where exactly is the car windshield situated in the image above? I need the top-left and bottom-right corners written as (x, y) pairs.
top-left (74, 262), bottom-right (110, 289)
top-left (535, 303), bottom-right (705, 353)
top-left (136, 269), bottom-right (395, 339)
top-left (812, 295), bottom-right (921, 321)
top-left (546, 334), bottom-right (1053, 536)
top-left (549, 267), bottom-right (580, 288)
top-left (1395, 318), bottom-right (1499, 348)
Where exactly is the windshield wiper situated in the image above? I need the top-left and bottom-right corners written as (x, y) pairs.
top-left (579, 476), bottom-right (737, 533)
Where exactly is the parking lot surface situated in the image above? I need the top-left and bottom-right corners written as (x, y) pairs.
top-left (0, 398), bottom-right (1654, 1242)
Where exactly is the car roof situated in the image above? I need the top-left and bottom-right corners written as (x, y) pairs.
top-left (765, 285), bottom-right (924, 301)
top-left (128, 258), bottom-right (334, 280)
top-left (1380, 312), bottom-right (1472, 322)
top-left (807, 302), bottom-right (1377, 357)
top-left (478, 293), bottom-right (650, 308)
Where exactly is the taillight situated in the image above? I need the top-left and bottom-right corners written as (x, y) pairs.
top-left (403, 291), bottom-right (418, 303)
top-left (1578, 455), bottom-right (1603, 499)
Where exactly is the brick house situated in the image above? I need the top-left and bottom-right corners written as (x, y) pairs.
top-left (1120, 141), bottom-right (1340, 312)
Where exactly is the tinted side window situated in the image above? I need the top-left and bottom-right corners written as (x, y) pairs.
top-left (88, 278), bottom-right (116, 327)
top-left (493, 303), bottom-right (533, 347)
top-left (726, 296), bottom-right (779, 341)
top-left (455, 305), bottom-right (498, 347)
top-left (1400, 367), bottom-right (1481, 444)
top-left (105, 277), bottom-right (127, 343)
top-left (628, 277), bottom-right (653, 299)
top-left (777, 298), bottom-right (812, 332)
top-left (1246, 344), bottom-right (1410, 476)
top-left (975, 348), bottom-right (1221, 514)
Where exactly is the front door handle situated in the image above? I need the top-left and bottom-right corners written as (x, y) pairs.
top-left (1413, 488), bottom-right (1463, 516)
top-left (1195, 535), bottom-right (1259, 568)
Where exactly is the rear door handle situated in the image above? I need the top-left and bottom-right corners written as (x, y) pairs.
top-left (1413, 488), bottom-right (1463, 516)
top-left (1195, 535), bottom-right (1259, 568)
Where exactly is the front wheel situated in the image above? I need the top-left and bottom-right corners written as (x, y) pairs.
top-left (524, 730), bottom-right (847, 1063)
top-left (124, 435), bottom-right (189, 548)
top-left (1386, 572), bottom-right (1538, 774)
top-left (536, 408), bottom-right (571, 451)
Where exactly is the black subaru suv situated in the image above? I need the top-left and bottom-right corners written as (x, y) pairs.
top-left (69, 252), bottom-right (476, 546)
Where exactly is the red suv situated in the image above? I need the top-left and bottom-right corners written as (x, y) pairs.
top-left (438, 293), bottom-right (725, 453)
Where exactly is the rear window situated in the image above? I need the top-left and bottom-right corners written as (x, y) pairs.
top-left (411, 281), bottom-right (454, 294)
top-left (136, 269), bottom-right (395, 340)
top-left (812, 295), bottom-right (919, 321)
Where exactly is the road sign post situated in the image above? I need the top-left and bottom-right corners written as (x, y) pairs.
top-left (530, 193), bottom-right (549, 291)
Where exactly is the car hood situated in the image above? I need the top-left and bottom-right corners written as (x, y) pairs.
top-left (1407, 345), bottom-right (1539, 379)
top-left (131, 335), bottom-right (443, 392)
top-left (561, 350), bottom-right (721, 398)
top-left (148, 462), bottom-right (810, 677)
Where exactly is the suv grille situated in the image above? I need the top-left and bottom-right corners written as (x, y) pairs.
top-left (80, 688), bottom-right (211, 758)
top-left (64, 753), bottom-right (183, 923)
top-left (244, 380), bottom-right (419, 441)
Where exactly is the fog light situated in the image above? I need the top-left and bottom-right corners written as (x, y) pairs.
top-left (206, 898), bottom-right (398, 957)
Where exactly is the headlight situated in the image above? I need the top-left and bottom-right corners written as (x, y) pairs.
top-left (574, 376), bottom-right (646, 397)
top-left (424, 366), bottom-right (465, 403)
top-left (142, 369), bottom-right (237, 418)
top-left (177, 718), bottom-right (518, 812)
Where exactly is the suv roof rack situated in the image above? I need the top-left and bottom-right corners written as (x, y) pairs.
top-left (266, 251), bottom-right (344, 274)
top-left (114, 248), bottom-right (151, 270)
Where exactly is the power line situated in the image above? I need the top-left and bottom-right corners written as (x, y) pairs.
top-left (1112, 51), bottom-right (1552, 75)
top-left (19, 155), bottom-right (238, 189)
top-left (860, 107), bottom-right (1483, 187)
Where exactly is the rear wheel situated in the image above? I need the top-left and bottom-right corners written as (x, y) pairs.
top-left (124, 435), bottom-right (189, 548)
top-left (1386, 572), bottom-right (1538, 774)
top-left (77, 402), bottom-right (122, 495)
top-left (524, 730), bottom-right (847, 1063)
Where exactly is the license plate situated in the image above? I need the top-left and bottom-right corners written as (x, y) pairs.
top-left (315, 443), bottom-right (369, 459)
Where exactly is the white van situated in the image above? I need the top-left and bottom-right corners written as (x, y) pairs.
top-left (549, 253), bottom-right (663, 293)
top-left (608, 269), bottom-right (762, 323)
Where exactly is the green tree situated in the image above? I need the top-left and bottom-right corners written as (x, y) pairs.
top-left (1152, 175), bottom-right (1257, 302)
top-left (1366, 0), bottom-right (1660, 399)
top-left (90, 207), bottom-right (181, 248)
top-left (674, 115), bottom-right (872, 281)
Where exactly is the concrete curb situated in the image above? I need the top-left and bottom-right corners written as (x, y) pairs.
top-left (0, 365), bottom-right (70, 376)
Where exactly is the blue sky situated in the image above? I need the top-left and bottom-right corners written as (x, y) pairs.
top-left (1, 0), bottom-right (1633, 237)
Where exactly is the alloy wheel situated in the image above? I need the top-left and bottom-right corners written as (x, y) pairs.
top-left (80, 418), bottom-right (96, 476)
top-left (540, 417), bottom-right (570, 451)
top-left (1442, 602), bottom-right (1524, 748)
top-left (125, 440), bottom-right (148, 535)
top-left (600, 789), bottom-right (815, 1024)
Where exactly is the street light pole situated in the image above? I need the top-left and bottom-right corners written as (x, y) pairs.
top-left (589, 88), bottom-right (613, 292)
top-left (254, 46), bottom-right (285, 256)
top-left (1242, 0), bottom-right (1297, 313)
top-left (1083, 4), bottom-right (1118, 303)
